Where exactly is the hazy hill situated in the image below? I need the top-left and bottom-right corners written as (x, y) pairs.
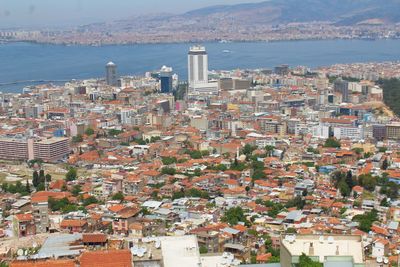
top-left (182, 0), bottom-right (400, 25)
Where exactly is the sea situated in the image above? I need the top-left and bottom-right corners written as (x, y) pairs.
top-left (1, 39), bottom-right (400, 93)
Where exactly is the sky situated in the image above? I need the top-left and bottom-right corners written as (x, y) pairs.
top-left (0, 0), bottom-right (260, 28)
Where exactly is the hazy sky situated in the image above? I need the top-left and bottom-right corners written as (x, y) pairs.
top-left (0, 0), bottom-right (260, 28)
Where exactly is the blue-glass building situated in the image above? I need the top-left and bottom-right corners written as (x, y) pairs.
top-left (160, 66), bottom-right (173, 93)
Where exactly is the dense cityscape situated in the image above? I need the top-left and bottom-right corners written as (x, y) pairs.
top-left (1, 23), bottom-right (400, 46)
top-left (0, 42), bottom-right (399, 267)
top-left (2, 0), bottom-right (400, 267)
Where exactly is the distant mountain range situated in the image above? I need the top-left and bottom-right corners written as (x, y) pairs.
top-left (7, 0), bottom-right (400, 45)
top-left (180, 0), bottom-right (400, 25)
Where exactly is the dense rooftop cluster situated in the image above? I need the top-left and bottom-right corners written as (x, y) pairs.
top-left (0, 61), bottom-right (400, 266)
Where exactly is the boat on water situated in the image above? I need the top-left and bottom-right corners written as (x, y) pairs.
top-left (222, 50), bottom-right (232, 53)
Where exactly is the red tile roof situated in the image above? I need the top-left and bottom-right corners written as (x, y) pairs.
top-left (10, 260), bottom-right (75, 267)
top-left (80, 250), bottom-right (132, 267)
top-left (82, 233), bottom-right (107, 243)
top-left (15, 214), bottom-right (33, 221)
top-left (60, 219), bottom-right (87, 228)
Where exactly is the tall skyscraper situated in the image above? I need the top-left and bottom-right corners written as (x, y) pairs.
top-left (106, 61), bottom-right (118, 86)
top-left (188, 45), bottom-right (208, 86)
top-left (187, 45), bottom-right (219, 95)
top-left (160, 65), bottom-right (173, 93)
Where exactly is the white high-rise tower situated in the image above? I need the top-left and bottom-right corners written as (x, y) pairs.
top-left (188, 45), bottom-right (208, 86)
top-left (187, 45), bottom-right (218, 95)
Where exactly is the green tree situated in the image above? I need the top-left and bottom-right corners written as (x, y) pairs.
top-left (380, 197), bottom-right (389, 207)
top-left (242, 144), bottom-right (257, 156)
top-left (265, 145), bottom-right (275, 156)
top-left (108, 129), bottom-right (123, 136)
top-left (71, 184), bottom-right (82, 196)
top-left (221, 207), bottom-right (249, 226)
top-left (358, 174), bottom-right (377, 191)
top-left (298, 253), bottom-right (323, 267)
top-left (382, 158), bottom-right (389, 170)
top-left (85, 128), bottom-right (95, 135)
top-left (172, 190), bottom-right (185, 200)
top-left (188, 150), bottom-right (202, 159)
top-left (37, 183), bottom-right (45, 191)
top-left (82, 196), bottom-right (98, 206)
top-left (25, 179), bottom-right (31, 193)
top-left (32, 170), bottom-right (39, 188)
top-left (323, 137), bottom-right (341, 148)
top-left (45, 174), bottom-right (52, 183)
top-left (345, 170), bottom-right (355, 189)
top-left (352, 209), bottom-right (378, 232)
top-left (112, 192), bottom-right (125, 201)
top-left (286, 196), bottom-right (306, 209)
top-left (72, 134), bottom-right (83, 143)
top-left (39, 169), bottom-right (45, 184)
top-left (65, 167), bottom-right (77, 181)
top-left (161, 167), bottom-right (176, 175)
top-left (162, 157), bottom-right (177, 165)
top-left (199, 245), bottom-right (208, 254)
top-left (252, 169), bottom-right (266, 180)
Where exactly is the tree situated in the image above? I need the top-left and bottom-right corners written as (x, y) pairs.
top-left (323, 137), bottom-right (341, 148)
top-left (215, 164), bottom-right (227, 171)
top-left (37, 183), bottom-right (45, 191)
top-left (242, 144), bottom-right (257, 156)
top-left (65, 167), bottom-right (77, 181)
top-left (252, 169), bottom-right (266, 180)
top-left (32, 171), bottom-right (39, 188)
top-left (345, 170), bottom-right (355, 189)
top-left (298, 253), bottom-right (323, 267)
top-left (162, 157), bottom-right (177, 165)
top-left (172, 190), bottom-right (185, 200)
top-left (194, 168), bottom-right (202, 176)
top-left (71, 184), bottom-right (82, 196)
top-left (39, 170), bottom-right (45, 184)
top-left (161, 167), bottom-right (176, 175)
top-left (188, 150), bottom-right (202, 159)
top-left (380, 197), bottom-right (389, 207)
top-left (338, 180), bottom-right (350, 197)
top-left (85, 128), bottom-right (94, 136)
top-left (25, 179), bottom-right (31, 193)
top-left (265, 145), bottom-right (275, 156)
top-left (108, 129), bottom-right (123, 136)
top-left (352, 147), bottom-right (364, 157)
top-left (82, 196), bottom-right (98, 206)
top-left (221, 207), bottom-right (249, 226)
top-left (286, 196), bottom-right (306, 209)
top-left (379, 78), bottom-right (400, 117)
top-left (199, 245), bottom-right (208, 254)
top-left (358, 174), bottom-right (377, 192)
top-left (352, 209), bottom-right (378, 232)
top-left (112, 192), bottom-right (124, 201)
top-left (45, 174), bottom-right (52, 182)
top-left (382, 158), bottom-right (389, 170)
top-left (72, 134), bottom-right (83, 143)
top-left (378, 147), bottom-right (388, 153)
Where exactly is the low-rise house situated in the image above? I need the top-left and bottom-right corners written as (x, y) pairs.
top-left (13, 214), bottom-right (36, 237)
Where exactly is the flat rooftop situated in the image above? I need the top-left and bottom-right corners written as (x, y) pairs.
top-left (281, 234), bottom-right (364, 264)
top-left (160, 235), bottom-right (200, 267)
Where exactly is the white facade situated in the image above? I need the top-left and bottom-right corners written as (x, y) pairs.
top-left (311, 124), bottom-right (330, 139)
top-left (333, 126), bottom-right (362, 140)
top-left (188, 45), bottom-right (208, 85)
top-left (188, 45), bottom-right (219, 95)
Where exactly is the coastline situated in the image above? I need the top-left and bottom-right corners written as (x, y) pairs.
top-left (1, 36), bottom-right (399, 47)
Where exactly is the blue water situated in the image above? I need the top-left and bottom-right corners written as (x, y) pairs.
top-left (1, 39), bottom-right (400, 93)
